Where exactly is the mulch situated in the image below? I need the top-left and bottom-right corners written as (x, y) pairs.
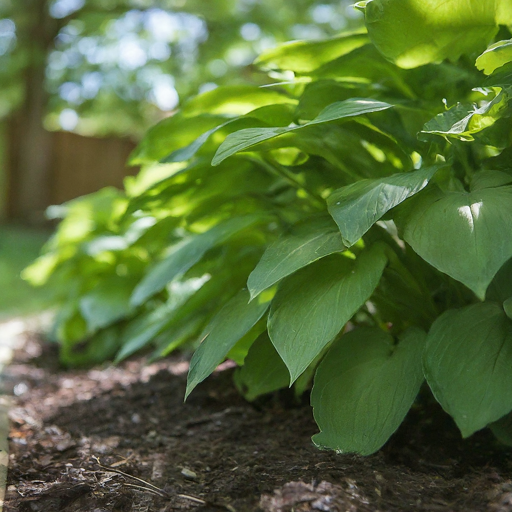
top-left (3, 331), bottom-right (512, 511)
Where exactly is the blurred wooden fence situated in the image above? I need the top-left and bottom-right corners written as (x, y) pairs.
top-left (50, 131), bottom-right (138, 205)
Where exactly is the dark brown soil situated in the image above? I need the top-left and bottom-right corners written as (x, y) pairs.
top-left (3, 333), bottom-right (512, 512)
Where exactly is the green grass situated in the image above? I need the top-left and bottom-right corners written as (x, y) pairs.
top-left (0, 225), bottom-right (52, 319)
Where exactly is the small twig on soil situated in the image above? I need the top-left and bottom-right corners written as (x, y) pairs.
top-left (177, 493), bottom-right (207, 505)
top-left (93, 456), bottom-right (235, 511)
top-left (123, 482), bottom-right (169, 498)
top-left (92, 456), bottom-right (170, 497)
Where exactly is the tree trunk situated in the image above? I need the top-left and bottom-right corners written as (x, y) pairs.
top-left (6, 0), bottom-right (57, 224)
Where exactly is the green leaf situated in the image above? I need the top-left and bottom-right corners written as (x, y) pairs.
top-left (115, 305), bottom-right (175, 363)
top-left (477, 39), bottom-right (512, 75)
top-left (328, 166), bottom-right (440, 247)
top-left (234, 332), bottom-right (290, 401)
top-left (420, 92), bottom-right (509, 142)
top-left (185, 289), bottom-right (272, 398)
top-left (399, 185), bottom-right (512, 299)
top-left (130, 113), bottom-right (227, 164)
top-left (424, 303), bottom-right (512, 437)
top-left (489, 411), bottom-right (512, 446)
top-left (470, 170), bottom-right (512, 191)
top-left (487, 258), bottom-right (512, 303)
top-left (161, 104), bottom-right (295, 164)
top-left (311, 327), bottom-right (425, 455)
top-left (79, 276), bottom-right (134, 332)
top-left (61, 326), bottom-right (121, 367)
top-left (212, 98), bottom-right (392, 165)
top-left (363, 0), bottom-right (502, 69)
top-left (268, 245), bottom-right (388, 382)
top-left (130, 214), bottom-right (269, 307)
top-left (247, 216), bottom-right (345, 300)
top-left (181, 85), bottom-right (296, 117)
top-left (255, 31), bottom-right (369, 73)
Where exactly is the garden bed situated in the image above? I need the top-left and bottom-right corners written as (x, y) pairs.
top-left (3, 332), bottom-right (512, 511)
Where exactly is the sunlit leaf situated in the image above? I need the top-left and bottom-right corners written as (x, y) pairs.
top-left (477, 39), bottom-right (512, 75)
top-left (256, 31), bottom-right (369, 73)
top-left (212, 98), bottom-right (392, 165)
top-left (363, 0), bottom-right (503, 68)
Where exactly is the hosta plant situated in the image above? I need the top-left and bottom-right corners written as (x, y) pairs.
top-left (25, 0), bottom-right (512, 454)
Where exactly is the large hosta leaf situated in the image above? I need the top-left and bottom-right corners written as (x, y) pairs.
top-left (255, 31), bottom-right (369, 73)
top-left (212, 98), bottom-right (392, 165)
top-left (363, 0), bottom-right (506, 69)
top-left (424, 303), bottom-right (512, 437)
top-left (489, 411), bottom-right (512, 446)
top-left (247, 216), bottom-right (345, 300)
top-left (311, 327), bottom-right (425, 455)
top-left (268, 245), bottom-right (387, 382)
top-left (327, 165), bottom-right (440, 247)
top-left (185, 289), bottom-right (272, 398)
top-left (131, 215), bottom-right (269, 307)
top-left (399, 185), bottom-right (512, 299)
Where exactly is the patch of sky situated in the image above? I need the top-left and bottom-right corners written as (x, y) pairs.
top-left (81, 71), bottom-right (103, 99)
top-left (207, 59), bottom-right (228, 78)
top-left (240, 22), bottom-right (261, 42)
top-left (148, 74), bottom-right (179, 111)
top-left (59, 82), bottom-right (82, 104)
top-left (59, 108), bottom-right (79, 130)
top-left (198, 82), bottom-right (218, 95)
top-left (47, 7), bottom-right (208, 111)
top-left (0, 18), bottom-right (16, 56)
top-left (50, 0), bottom-right (85, 19)
top-left (290, 24), bottom-right (325, 40)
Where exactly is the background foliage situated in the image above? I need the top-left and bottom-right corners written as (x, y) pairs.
top-left (24, 0), bottom-right (512, 454)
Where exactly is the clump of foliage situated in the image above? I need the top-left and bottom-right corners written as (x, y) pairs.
top-left (25, 0), bottom-right (512, 454)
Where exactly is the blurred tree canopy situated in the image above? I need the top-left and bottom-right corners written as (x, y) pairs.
top-left (0, 0), bottom-right (361, 221)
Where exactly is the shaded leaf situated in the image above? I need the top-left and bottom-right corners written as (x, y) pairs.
top-left (489, 411), bottom-right (512, 446)
top-left (247, 216), bottom-right (345, 300)
top-left (327, 165), bottom-right (440, 247)
top-left (186, 289), bottom-right (272, 398)
top-left (79, 276), bottom-right (134, 332)
top-left (268, 245), bottom-right (388, 382)
top-left (131, 214), bottom-right (270, 307)
top-left (399, 185), bottom-right (512, 299)
top-left (234, 332), bottom-right (290, 401)
top-left (311, 327), bottom-right (425, 455)
top-left (424, 303), bottom-right (512, 437)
